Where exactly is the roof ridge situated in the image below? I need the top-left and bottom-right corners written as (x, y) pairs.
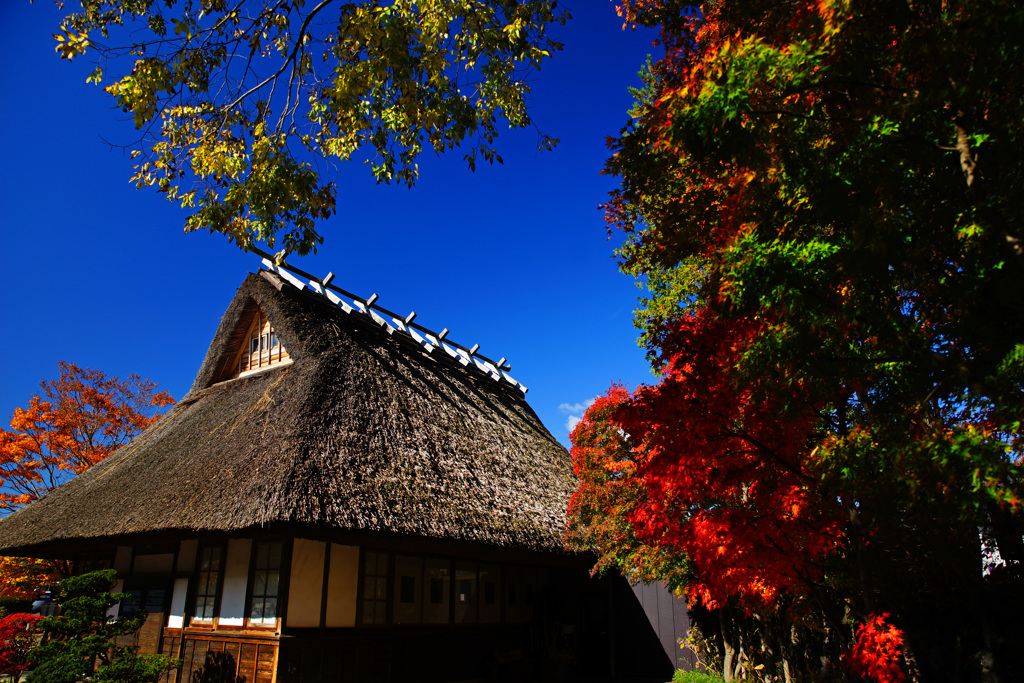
top-left (249, 247), bottom-right (528, 394)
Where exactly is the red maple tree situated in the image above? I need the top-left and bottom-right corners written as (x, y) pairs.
top-left (569, 310), bottom-right (844, 609)
top-left (843, 613), bottom-right (907, 683)
top-left (0, 613), bottom-right (42, 683)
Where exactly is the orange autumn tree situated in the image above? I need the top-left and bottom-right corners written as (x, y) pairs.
top-left (0, 362), bottom-right (174, 596)
top-left (0, 558), bottom-right (68, 601)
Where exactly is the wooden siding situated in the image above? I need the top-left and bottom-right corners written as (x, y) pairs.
top-left (137, 611), bottom-right (166, 657)
top-left (116, 611), bottom-right (165, 656)
top-left (159, 628), bottom-right (181, 683)
top-left (173, 631), bottom-right (279, 683)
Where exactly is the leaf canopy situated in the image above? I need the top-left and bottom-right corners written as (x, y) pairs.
top-left (569, 0), bottom-right (1024, 679)
top-left (59, 0), bottom-right (568, 255)
top-left (0, 361), bottom-right (175, 515)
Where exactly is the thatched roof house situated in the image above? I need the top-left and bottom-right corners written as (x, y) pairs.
top-left (0, 267), bottom-right (573, 559)
top-left (0, 263), bottom-right (681, 683)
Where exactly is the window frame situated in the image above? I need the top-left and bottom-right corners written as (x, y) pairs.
top-left (189, 543), bottom-right (226, 628)
top-left (245, 540), bottom-right (288, 631)
top-left (360, 550), bottom-right (391, 627)
top-left (119, 576), bottom-right (173, 618)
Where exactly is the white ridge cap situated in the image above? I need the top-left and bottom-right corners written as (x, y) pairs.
top-left (256, 255), bottom-right (526, 395)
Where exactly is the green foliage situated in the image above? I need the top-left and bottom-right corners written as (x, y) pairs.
top-left (575, 0), bottom-right (1024, 680)
top-left (672, 669), bottom-right (724, 683)
top-left (56, 0), bottom-right (568, 256)
top-left (28, 570), bottom-right (178, 683)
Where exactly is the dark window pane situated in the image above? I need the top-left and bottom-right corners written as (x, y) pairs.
top-left (122, 590), bottom-right (142, 614)
top-left (145, 590), bottom-right (166, 612)
top-left (484, 581), bottom-right (496, 605)
top-left (400, 576), bottom-right (415, 603)
top-left (430, 578), bottom-right (444, 605)
top-left (508, 583), bottom-right (517, 605)
top-left (269, 543), bottom-right (282, 568)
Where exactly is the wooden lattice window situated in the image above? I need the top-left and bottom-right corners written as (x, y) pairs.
top-left (248, 542), bottom-right (283, 626)
top-left (362, 551), bottom-right (389, 626)
top-left (235, 309), bottom-right (290, 377)
top-left (193, 544), bottom-right (223, 622)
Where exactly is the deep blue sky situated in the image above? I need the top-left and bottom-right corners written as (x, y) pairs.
top-left (0, 1), bottom-right (659, 447)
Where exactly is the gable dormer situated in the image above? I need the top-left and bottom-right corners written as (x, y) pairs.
top-left (208, 303), bottom-right (293, 385)
top-left (233, 307), bottom-right (290, 378)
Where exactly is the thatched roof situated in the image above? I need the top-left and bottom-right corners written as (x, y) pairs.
top-left (0, 271), bottom-right (575, 558)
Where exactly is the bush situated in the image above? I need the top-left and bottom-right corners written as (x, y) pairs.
top-left (27, 570), bottom-right (178, 683)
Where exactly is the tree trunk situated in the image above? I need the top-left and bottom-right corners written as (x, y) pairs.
top-left (721, 610), bottom-right (736, 682)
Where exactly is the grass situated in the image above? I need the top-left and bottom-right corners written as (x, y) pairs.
top-left (671, 669), bottom-right (725, 683)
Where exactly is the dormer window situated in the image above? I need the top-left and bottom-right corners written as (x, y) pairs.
top-left (233, 308), bottom-right (290, 378)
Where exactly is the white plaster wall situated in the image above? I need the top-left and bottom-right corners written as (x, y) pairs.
top-left (286, 539), bottom-right (325, 628)
top-left (107, 579), bottom-right (124, 620)
top-left (325, 544), bottom-right (358, 627)
top-left (218, 538), bottom-right (252, 626)
top-left (167, 577), bottom-right (189, 628)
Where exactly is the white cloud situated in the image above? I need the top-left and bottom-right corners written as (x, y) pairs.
top-left (559, 397), bottom-right (597, 434)
top-left (559, 398), bottom-right (596, 415)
